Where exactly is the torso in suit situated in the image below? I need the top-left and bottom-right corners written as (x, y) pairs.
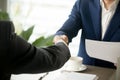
top-left (56, 0), bottom-right (120, 68)
top-left (0, 21), bottom-right (70, 80)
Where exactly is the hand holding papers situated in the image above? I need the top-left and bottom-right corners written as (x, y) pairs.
top-left (85, 39), bottom-right (120, 63)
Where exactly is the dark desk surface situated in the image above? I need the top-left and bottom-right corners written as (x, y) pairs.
top-left (80, 65), bottom-right (116, 80)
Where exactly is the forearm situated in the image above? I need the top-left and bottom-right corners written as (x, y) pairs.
top-left (9, 35), bottom-right (70, 74)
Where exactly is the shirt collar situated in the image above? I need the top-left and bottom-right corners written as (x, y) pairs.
top-left (100, 0), bottom-right (119, 11)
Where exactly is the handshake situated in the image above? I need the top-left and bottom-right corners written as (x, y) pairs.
top-left (53, 35), bottom-right (69, 46)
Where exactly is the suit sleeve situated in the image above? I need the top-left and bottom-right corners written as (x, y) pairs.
top-left (8, 34), bottom-right (70, 74)
top-left (55, 0), bottom-right (82, 42)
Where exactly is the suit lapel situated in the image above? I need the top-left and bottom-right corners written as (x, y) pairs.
top-left (89, 0), bottom-right (102, 40)
top-left (103, 2), bottom-right (120, 41)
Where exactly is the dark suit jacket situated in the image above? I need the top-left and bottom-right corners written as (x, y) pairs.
top-left (0, 21), bottom-right (70, 80)
top-left (56, 0), bottom-right (120, 68)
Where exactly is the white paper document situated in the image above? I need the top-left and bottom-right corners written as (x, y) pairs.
top-left (43, 71), bottom-right (98, 80)
top-left (85, 39), bottom-right (120, 63)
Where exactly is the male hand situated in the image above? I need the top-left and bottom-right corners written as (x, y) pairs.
top-left (53, 35), bottom-right (68, 45)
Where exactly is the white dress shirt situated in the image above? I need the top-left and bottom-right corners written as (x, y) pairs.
top-left (100, 0), bottom-right (119, 39)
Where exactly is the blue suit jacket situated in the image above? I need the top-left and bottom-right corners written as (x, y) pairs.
top-left (56, 0), bottom-right (120, 68)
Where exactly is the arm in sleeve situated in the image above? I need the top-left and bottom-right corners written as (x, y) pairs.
top-left (8, 35), bottom-right (70, 74)
top-left (55, 0), bottom-right (82, 42)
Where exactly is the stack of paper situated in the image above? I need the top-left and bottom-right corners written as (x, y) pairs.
top-left (86, 39), bottom-right (120, 63)
top-left (43, 71), bottom-right (98, 80)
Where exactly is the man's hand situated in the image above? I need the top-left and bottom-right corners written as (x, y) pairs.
top-left (53, 35), bottom-right (68, 45)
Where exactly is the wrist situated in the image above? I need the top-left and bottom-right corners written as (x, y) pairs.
top-left (55, 39), bottom-right (68, 46)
